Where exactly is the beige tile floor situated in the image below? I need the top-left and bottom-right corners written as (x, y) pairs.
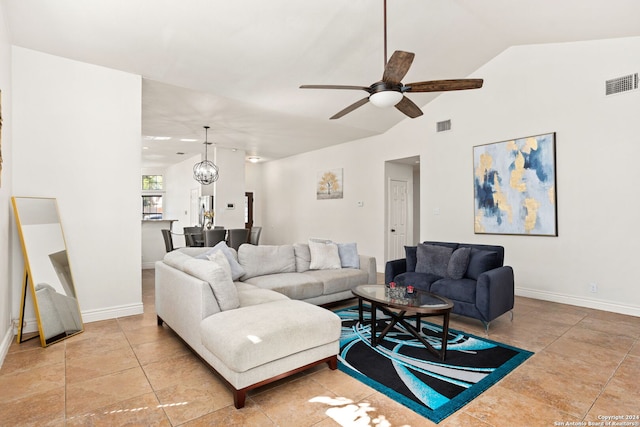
top-left (1, 269), bottom-right (639, 426)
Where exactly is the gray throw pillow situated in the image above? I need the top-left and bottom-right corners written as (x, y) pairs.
top-left (195, 241), bottom-right (246, 281)
top-left (416, 244), bottom-right (453, 277)
top-left (337, 242), bottom-right (360, 269)
top-left (447, 247), bottom-right (471, 279)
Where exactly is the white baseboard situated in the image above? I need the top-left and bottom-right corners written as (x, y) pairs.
top-left (516, 287), bottom-right (640, 317)
top-left (0, 326), bottom-right (14, 369)
top-left (80, 303), bottom-right (144, 323)
top-left (142, 262), bottom-right (155, 270)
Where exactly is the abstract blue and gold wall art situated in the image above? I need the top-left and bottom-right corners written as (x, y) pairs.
top-left (473, 132), bottom-right (557, 236)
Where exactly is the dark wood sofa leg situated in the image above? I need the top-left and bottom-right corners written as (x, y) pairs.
top-left (327, 355), bottom-right (338, 370)
top-left (157, 316), bottom-right (163, 326)
top-left (234, 389), bottom-right (247, 409)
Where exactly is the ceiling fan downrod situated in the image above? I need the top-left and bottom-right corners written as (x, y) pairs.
top-left (383, 0), bottom-right (388, 68)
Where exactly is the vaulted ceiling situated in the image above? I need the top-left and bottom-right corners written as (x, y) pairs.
top-left (4, 0), bottom-right (640, 167)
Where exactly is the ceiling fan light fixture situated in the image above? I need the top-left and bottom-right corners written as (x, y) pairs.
top-left (369, 90), bottom-right (403, 108)
top-left (193, 126), bottom-right (219, 185)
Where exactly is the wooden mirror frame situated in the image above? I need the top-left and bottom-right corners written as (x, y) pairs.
top-left (12, 196), bottom-right (83, 347)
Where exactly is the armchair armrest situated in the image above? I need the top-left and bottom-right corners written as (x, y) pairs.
top-left (476, 266), bottom-right (515, 322)
top-left (385, 258), bottom-right (407, 284)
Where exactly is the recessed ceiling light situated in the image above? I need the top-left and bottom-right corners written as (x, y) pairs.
top-left (247, 156), bottom-right (261, 163)
top-left (142, 146), bottom-right (150, 150)
top-left (180, 138), bottom-right (198, 142)
top-left (144, 136), bottom-right (171, 141)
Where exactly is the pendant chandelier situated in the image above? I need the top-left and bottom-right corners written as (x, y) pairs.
top-left (193, 126), bottom-right (219, 185)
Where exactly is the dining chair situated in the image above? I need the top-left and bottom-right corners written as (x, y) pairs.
top-left (204, 229), bottom-right (227, 247)
top-left (227, 228), bottom-right (250, 251)
top-left (161, 229), bottom-right (179, 252)
top-left (183, 226), bottom-right (204, 247)
top-left (249, 226), bottom-right (262, 245)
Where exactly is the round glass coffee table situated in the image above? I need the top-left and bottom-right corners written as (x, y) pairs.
top-left (351, 284), bottom-right (454, 360)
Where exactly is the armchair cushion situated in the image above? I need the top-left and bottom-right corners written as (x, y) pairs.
top-left (465, 249), bottom-right (501, 280)
top-left (394, 271), bottom-right (442, 290)
top-left (405, 245), bottom-right (418, 272)
top-left (430, 278), bottom-right (477, 304)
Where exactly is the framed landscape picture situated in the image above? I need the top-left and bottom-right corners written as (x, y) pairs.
top-left (473, 132), bottom-right (557, 236)
top-left (316, 168), bottom-right (343, 200)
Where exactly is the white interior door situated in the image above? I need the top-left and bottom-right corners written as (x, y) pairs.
top-left (388, 179), bottom-right (408, 261)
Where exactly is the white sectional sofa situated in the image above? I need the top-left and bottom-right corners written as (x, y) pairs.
top-left (155, 241), bottom-right (377, 408)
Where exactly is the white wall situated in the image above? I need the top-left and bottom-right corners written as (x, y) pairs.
top-left (165, 154), bottom-right (201, 245)
top-left (0, 1), bottom-right (15, 365)
top-left (420, 37), bottom-right (640, 315)
top-left (11, 47), bottom-right (143, 324)
top-left (261, 36), bottom-right (640, 316)
top-left (213, 147), bottom-right (246, 229)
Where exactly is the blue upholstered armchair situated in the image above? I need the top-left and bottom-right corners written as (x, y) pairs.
top-left (385, 241), bottom-right (514, 332)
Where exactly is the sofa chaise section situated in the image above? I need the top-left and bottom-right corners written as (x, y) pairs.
top-left (155, 239), bottom-right (376, 408)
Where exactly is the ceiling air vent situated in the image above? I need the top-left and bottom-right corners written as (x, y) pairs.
top-left (436, 119), bottom-right (451, 132)
top-left (605, 73), bottom-right (638, 96)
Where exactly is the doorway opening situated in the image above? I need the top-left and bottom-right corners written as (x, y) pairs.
top-left (245, 192), bottom-right (254, 229)
top-left (384, 156), bottom-right (420, 263)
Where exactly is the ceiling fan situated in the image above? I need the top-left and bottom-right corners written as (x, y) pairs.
top-left (300, 0), bottom-right (483, 119)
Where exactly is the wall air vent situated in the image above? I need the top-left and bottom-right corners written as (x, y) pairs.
top-left (605, 73), bottom-right (638, 96)
top-left (436, 119), bottom-right (451, 132)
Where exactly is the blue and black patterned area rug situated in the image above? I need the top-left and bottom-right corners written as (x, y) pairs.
top-left (336, 305), bottom-right (533, 423)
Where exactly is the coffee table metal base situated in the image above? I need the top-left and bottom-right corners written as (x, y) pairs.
top-left (358, 298), bottom-right (450, 361)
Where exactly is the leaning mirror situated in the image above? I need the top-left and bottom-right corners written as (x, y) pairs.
top-left (12, 197), bottom-right (83, 347)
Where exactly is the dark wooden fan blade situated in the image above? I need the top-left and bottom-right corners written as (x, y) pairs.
top-left (330, 97), bottom-right (370, 120)
top-left (404, 79), bottom-right (484, 92)
top-left (395, 96), bottom-right (423, 118)
top-left (382, 50), bottom-right (415, 84)
top-left (300, 84), bottom-right (371, 92)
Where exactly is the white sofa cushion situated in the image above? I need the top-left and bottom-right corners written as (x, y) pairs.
top-left (200, 299), bottom-right (341, 373)
top-left (183, 253), bottom-right (240, 311)
top-left (309, 240), bottom-right (341, 270)
top-left (304, 268), bottom-right (369, 295)
top-left (238, 244), bottom-right (296, 279)
top-left (242, 272), bottom-right (324, 300)
top-left (293, 243), bottom-right (312, 272)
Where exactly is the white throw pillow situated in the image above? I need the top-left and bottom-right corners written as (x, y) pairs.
top-left (308, 239), bottom-right (342, 270)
